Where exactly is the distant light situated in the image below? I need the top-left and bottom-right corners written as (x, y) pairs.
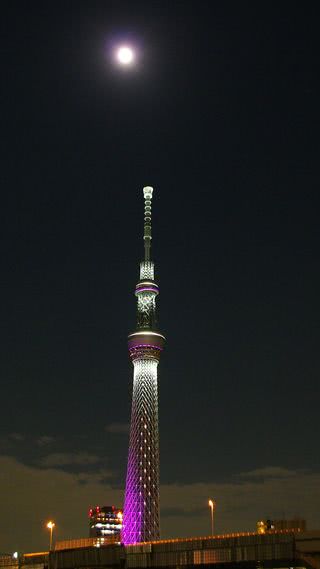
top-left (46, 521), bottom-right (55, 529)
top-left (13, 552), bottom-right (18, 560)
top-left (117, 46), bottom-right (134, 65)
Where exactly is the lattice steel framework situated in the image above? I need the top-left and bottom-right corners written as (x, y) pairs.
top-left (122, 187), bottom-right (165, 545)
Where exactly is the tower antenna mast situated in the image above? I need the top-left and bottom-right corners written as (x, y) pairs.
top-left (143, 186), bottom-right (153, 262)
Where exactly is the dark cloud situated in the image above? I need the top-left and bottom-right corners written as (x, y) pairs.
top-left (105, 422), bottom-right (129, 434)
top-left (76, 470), bottom-right (114, 484)
top-left (9, 433), bottom-right (25, 442)
top-left (238, 466), bottom-right (300, 480)
top-left (161, 469), bottom-right (320, 538)
top-left (0, 433), bottom-right (25, 450)
top-left (39, 452), bottom-right (101, 467)
top-left (36, 436), bottom-right (56, 447)
top-left (1, 456), bottom-right (319, 553)
top-left (162, 506), bottom-right (204, 518)
top-left (0, 455), bottom-right (123, 553)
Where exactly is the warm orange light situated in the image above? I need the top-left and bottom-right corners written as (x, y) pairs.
top-left (257, 520), bottom-right (266, 534)
top-left (46, 521), bottom-right (55, 529)
top-left (23, 553), bottom-right (48, 558)
top-left (208, 499), bottom-right (216, 510)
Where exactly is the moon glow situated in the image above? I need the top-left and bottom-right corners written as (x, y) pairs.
top-left (117, 46), bottom-right (134, 65)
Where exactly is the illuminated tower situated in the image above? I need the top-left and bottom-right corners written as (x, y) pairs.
top-left (122, 186), bottom-right (165, 545)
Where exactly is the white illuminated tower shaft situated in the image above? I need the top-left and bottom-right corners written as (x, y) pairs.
top-left (122, 187), bottom-right (165, 545)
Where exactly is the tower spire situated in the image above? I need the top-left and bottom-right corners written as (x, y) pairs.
top-left (122, 186), bottom-right (165, 545)
top-left (143, 186), bottom-right (153, 262)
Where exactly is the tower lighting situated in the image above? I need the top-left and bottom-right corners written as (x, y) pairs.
top-left (122, 187), bottom-right (165, 544)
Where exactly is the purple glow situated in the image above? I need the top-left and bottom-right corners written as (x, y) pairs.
top-left (129, 344), bottom-right (163, 351)
top-left (136, 287), bottom-right (159, 294)
top-left (122, 361), bottom-right (160, 545)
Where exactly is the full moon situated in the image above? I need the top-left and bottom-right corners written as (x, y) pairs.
top-left (117, 46), bottom-right (134, 65)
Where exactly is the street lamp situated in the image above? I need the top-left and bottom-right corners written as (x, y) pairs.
top-left (46, 521), bottom-right (55, 550)
top-left (208, 499), bottom-right (216, 536)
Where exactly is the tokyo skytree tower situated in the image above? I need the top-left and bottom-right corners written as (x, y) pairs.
top-left (122, 186), bottom-right (165, 545)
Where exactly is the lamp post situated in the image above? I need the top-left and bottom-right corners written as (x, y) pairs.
top-left (46, 521), bottom-right (55, 550)
top-left (208, 499), bottom-right (216, 536)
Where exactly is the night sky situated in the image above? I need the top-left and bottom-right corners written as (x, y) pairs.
top-left (0, 0), bottom-right (319, 554)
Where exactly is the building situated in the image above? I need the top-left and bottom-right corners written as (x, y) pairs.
top-left (89, 506), bottom-right (123, 540)
top-left (257, 519), bottom-right (307, 534)
top-left (122, 187), bottom-right (165, 545)
top-left (257, 520), bottom-right (277, 533)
